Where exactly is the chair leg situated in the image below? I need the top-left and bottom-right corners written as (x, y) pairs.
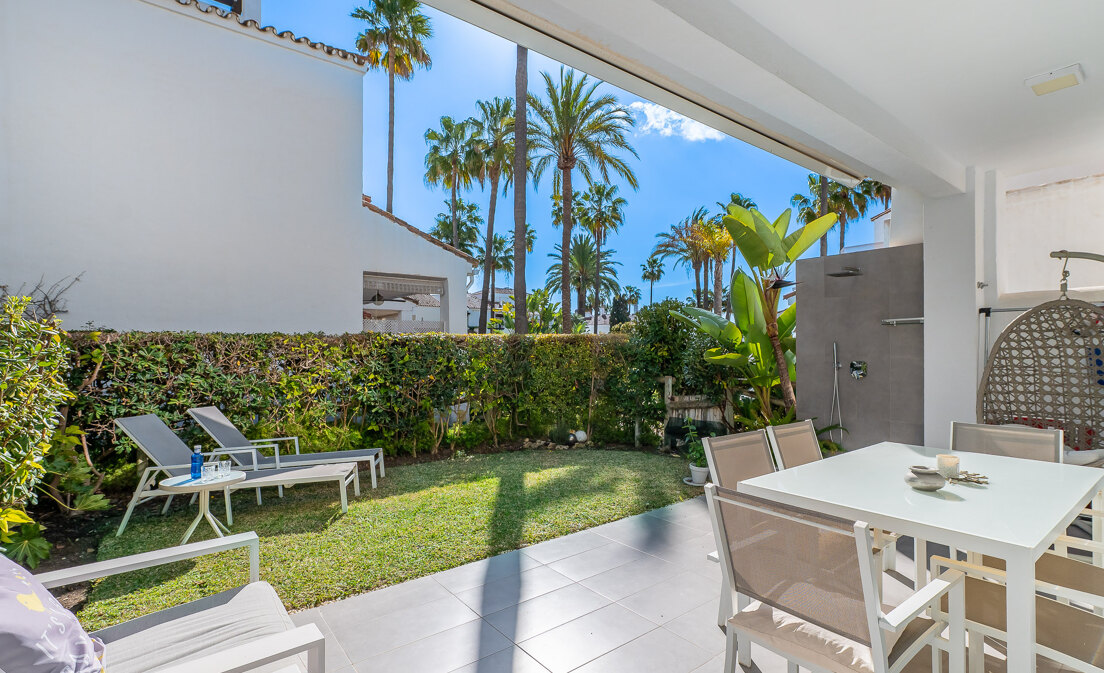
top-left (161, 494), bottom-right (174, 515)
top-left (189, 492), bottom-right (198, 506)
top-left (353, 468), bottom-right (361, 497)
top-left (723, 627), bottom-right (739, 673)
top-left (256, 487), bottom-right (262, 505)
top-left (278, 485), bottom-right (284, 498)
top-left (339, 479), bottom-right (348, 513)
top-left (225, 488), bottom-right (233, 526)
top-left (717, 577), bottom-right (730, 628)
top-left (968, 631), bottom-right (984, 673)
top-left (370, 457), bottom-right (378, 489)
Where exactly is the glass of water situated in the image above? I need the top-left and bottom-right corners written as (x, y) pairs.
top-left (219, 460), bottom-right (232, 477)
top-left (201, 463), bottom-right (217, 483)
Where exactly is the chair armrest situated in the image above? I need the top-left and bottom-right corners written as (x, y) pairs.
top-left (35, 532), bottom-right (260, 588)
top-left (880, 569), bottom-right (964, 633)
top-left (208, 447), bottom-right (263, 471)
top-left (933, 553), bottom-right (1104, 608)
top-left (1056, 534), bottom-right (1104, 554)
top-left (253, 437), bottom-right (297, 444)
top-left (153, 624), bottom-right (324, 673)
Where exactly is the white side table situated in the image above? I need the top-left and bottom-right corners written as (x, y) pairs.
top-left (160, 471), bottom-right (247, 545)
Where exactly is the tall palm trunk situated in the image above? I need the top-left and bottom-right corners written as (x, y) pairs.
top-left (478, 170), bottom-right (501, 333)
top-left (692, 263), bottom-right (702, 308)
top-left (593, 235), bottom-right (601, 334)
top-left (512, 45), bottom-right (528, 334)
top-left (818, 175), bottom-right (828, 257)
top-left (449, 172), bottom-right (459, 248)
top-left (648, 280), bottom-right (654, 305)
top-left (727, 243), bottom-right (737, 319)
top-left (712, 258), bottom-right (723, 315)
top-left (386, 57), bottom-right (395, 213)
top-left (839, 219), bottom-right (846, 253)
top-left (560, 166), bottom-right (574, 333)
top-left (576, 283), bottom-right (587, 316)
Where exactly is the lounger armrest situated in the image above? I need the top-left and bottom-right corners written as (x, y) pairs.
top-left (154, 624), bottom-right (324, 673)
top-left (35, 532), bottom-right (260, 588)
top-left (253, 437), bottom-right (297, 444)
top-left (209, 446), bottom-right (263, 470)
top-left (880, 569), bottom-right (964, 633)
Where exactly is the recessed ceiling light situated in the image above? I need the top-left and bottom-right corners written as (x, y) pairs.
top-left (1025, 64), bottom-right (1084, 96)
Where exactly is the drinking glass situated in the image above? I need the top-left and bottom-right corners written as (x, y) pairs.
top-left (219, 460), bottom-right (231, 477)
top-left (201, 463), bottom-right (216, 483)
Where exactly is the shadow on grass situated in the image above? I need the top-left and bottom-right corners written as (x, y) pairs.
top-left (477, 468), bottom-right (524, 671)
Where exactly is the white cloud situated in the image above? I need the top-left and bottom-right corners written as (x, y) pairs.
top-left (628, 102), bottom-right (725, 142)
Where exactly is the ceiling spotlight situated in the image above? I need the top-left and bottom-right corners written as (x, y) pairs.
top-left (1025, 64), bottom-right (1084, 96)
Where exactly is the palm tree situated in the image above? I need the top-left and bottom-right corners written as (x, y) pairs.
top-left (528, 67), bottom-right (639, 332)
top-left (473, 97), bottom-right (515, 333)
top-left (511, 222), bottom-right (536, 255)
top-left (352, 0), bottom-right (432, 214)
top-left (698, 215), bottom-right (732, 315)
top-left (545, 234), bottom-right (620, 314)
top-left (717, 192), bottom-right (757, 290)
top-left (623, 285), bottom-right (642, 313)
top-left (474, 233), bottom-right (513, 284)
top-left (513, 45), bottom-right (529, 335)
top-left (653, 218), bottom-right (705, 308)
top-left (791, 174), bottom-right (831, 256)
top-left (580, 183), bottom-right (627, 333)
top-left (424, 116), bottom-right (482, 249)
top-left (430, 198), bottom-right (482, 256)
top-left (641, 256), bottom-right (664, 305)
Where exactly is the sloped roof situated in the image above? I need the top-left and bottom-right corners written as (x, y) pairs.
top-left (362, 195), bottom-right (479, 265)
top-left (165, 0), bottom-right (366, 66)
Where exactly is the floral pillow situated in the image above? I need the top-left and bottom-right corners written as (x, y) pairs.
top-left (0, 554), bottom-right (106, 673)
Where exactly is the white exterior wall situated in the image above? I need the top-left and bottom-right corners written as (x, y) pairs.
top-left (0, 0), bottom-right (472, 333)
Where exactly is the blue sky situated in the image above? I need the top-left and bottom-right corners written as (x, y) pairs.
top-left (263, 0), bottom-right (874, 303)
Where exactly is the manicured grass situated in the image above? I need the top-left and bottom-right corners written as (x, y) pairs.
top-left (79, 448), bottom-right (695, 630)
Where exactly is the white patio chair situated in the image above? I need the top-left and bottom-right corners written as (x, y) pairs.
top-left (115, 414), bottom-right (357, 535)
top-left (706, 484), bottom-right (966, 673)
top-left (768, 419), bottom-right (902, 578)
top-left (702, 430), bottom-right (777, 626)
top-left (188, 406), bottom-right (385, 488)
top-left (32, 532), bottom-right (324, 673)
top-left (931, 553), bottom-right (1104, 673)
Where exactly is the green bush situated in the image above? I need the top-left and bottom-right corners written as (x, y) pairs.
top-left (0, 297), bottom-right (74, 565)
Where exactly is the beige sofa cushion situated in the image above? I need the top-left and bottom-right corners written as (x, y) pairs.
top-left (729, 600), bottom-right (934, 673)
top-left (94, 581), bottom-right (299, 673)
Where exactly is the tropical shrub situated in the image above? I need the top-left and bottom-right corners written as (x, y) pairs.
top-left (0, 297), bottom-right (74, 565)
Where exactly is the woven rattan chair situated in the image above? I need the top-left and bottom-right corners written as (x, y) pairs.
top-left (706, 484), bottom-right (966, 673)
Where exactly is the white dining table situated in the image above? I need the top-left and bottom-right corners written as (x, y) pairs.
top-left (739, 441), bottom-right (1104, 673)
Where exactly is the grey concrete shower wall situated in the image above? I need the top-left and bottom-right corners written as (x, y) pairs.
top-left (795, 244), bottom-right (924, 450)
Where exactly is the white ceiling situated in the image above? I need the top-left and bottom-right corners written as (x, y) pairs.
top-left (427, 0), bottom-right (1104, 196)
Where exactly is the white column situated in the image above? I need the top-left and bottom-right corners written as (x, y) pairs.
top-left (921, 168), bottom-right (984, 447)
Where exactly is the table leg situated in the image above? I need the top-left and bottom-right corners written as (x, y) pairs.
top-left (1004, 553), bottom-right (1036, 673)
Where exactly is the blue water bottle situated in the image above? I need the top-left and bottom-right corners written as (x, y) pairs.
top-left (191, 446), bottom-right (203, 480)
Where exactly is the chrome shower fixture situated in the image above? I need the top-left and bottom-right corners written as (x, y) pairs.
top-left (826, 266), bottom-right (863, 277)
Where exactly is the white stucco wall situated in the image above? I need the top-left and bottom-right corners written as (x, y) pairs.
top-left (0, 0), bottom-right (472, 333)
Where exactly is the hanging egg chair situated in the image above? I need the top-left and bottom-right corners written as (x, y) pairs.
top-left (977, 251), bottom-right (1104, 457)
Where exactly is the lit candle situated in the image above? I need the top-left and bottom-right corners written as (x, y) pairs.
top-left (937, 454), bottom-right (960, 478)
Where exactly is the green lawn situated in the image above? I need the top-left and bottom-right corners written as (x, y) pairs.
top-left (79, 448), bottom-right (695, 630)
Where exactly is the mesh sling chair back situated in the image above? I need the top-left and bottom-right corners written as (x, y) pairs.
top-left (702, 429), bottom-right (776, 489)
top-left (766, 419), bottom-right (823, 469)
top-left (950, 422), bottom-right (1064, 463)
top-left (705, 484), bottom-right (966, 673)
top-left (114, 414), bottom-right (357, 536)
top-left (188, 406), bottom-right (385, 488)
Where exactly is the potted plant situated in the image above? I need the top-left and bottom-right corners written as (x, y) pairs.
top-left (684, 420), bottom-right (710, 485)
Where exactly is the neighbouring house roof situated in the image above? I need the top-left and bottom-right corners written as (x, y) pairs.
top-left (870, 207), bottom-right (891, 221)
top-left (163, 0), bottom-right (366, 66)
top-left (362, 195), bottom-right (479, 265)
top-left (408, 293), bottom-right (441, 308)
top-left (467, 288), bottom-right (515, 310)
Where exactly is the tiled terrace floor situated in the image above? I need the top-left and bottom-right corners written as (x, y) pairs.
top-left (288, 496), bottom-right (935, 673)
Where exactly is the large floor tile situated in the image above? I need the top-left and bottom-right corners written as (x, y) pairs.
top-left (578, 554), bottom-right (682, 601)
top-left (447, 646), bottom-right (551, 673)
top-left (332, 594), bottom-right (479, 664)
top-left (592, 515), bottom-right (707, 555)
top-left (520, 530), bottom-right (609, 565)
top-left (289, 607), bottom-right (353, 672)
top-left (546, 541), bottom-right (648, 582)
top-left (455, 565), bottom-right (574, 616)
top-left (688, 652), bottom-right (724, 673)
top-left (662, 600), bottom-right (726, 655)
top-left (517, 603), bottom-right (656, 673)
top-left (571, 627), bottom-right (714, 673)
top-left (319, 575), bottom-right (450, 626)
top-left (353, 619), bottom-right (512, 673)
top-left (484, 583), bottom-right (610, 642)
top-left (436, 549), bottom-right (544, 594)
top-left (617, 571), bottom-right (717, 624)
top-left (643, 497), bottom-right (713, 533)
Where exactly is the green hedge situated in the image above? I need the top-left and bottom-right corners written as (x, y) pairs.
top-left (62, 300), bottom-right (721, 469)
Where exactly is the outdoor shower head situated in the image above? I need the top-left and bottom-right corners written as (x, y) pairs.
top-left (826, 266), bottom-right (863, 277)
